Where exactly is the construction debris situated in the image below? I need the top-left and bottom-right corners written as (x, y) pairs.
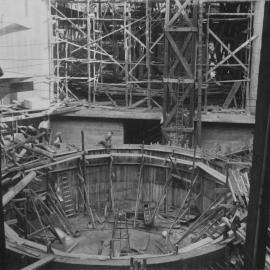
top-left (1, 133), bottom-right (251, 262)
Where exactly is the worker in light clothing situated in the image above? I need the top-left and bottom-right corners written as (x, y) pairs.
top-left (98, 131), bottom-right (113, 152)
top-left (53, 131), bottom-right (63, 148)
top-left (38, 115), bottom-right (50, 143)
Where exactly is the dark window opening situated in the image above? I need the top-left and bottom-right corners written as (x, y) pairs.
top-left (124, 120), bottom-right (162, 145)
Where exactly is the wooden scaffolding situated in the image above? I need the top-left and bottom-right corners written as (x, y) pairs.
top-left (48, 0), bottom-right (258, 146)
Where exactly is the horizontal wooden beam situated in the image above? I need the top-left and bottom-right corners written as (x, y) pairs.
top-left (0, 111), bottom-right (47, 123)
top-left (20, 255), bottom-right (55, 270)
top-left (166, 27), bottom-right (197, 32)
top-left (163, 127), bottom-right (194, 133)
top-left (171, 173), bottom-right (191, 184)
top-left (3, 171), bottom-right (36, 207)
top-left (163, 78), bottom-right (194, 83)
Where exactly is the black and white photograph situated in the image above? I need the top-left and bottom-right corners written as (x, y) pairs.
top-left (0, 0), bottom-right (269, 269)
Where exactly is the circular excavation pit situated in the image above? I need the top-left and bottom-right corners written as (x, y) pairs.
top-left (4, 145), bottom-right (227, 269)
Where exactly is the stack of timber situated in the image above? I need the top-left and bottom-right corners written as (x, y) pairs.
top-left (0, 99), bottom-right (81, 123)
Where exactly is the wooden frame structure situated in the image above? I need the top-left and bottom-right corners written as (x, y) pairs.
top-left (49, 0), bottom-right (166, 108)
top-left (162, 0), bottom-right (198, 146)
top-left (202, 0), bottom-right (255, 111)
top-left (48, 0), bottom-right (259, 146)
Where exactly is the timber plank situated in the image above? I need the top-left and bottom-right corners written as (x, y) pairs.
top-left (20, 255), bottom-right (55, 270)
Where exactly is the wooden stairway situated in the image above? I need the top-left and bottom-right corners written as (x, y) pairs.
top-left (60, 174), bottom-right (75, 218)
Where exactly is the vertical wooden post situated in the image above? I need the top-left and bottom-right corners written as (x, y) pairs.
top-left (244, 2), bottom-right (253, 111)
top-left (24, 199), bottom-right (28, 239)
top-left (81, 130), bottom-right (86, 180)
top-left (146, 0), bottom-right (151, 108)
top-left (81, 130), bottom-right (87, 212)
top-left (87, 0), bottom-right (92, 104)
top-left (55, 2), bottom-right (60, 101)
top-left (124, 0), bottom-right (129, 107)
top-left (204, 4), bottom-right (210, 111)
top-left (197, 0), bottom-right (203, 147)
top-left (164, 167), bottom-right (169, 216)
top-left (99, 2), bottom-right (103, 86)
top-left (65, 41), bottom-right (68, 98)
top-left (109, 156), bottom-right (115, 215)
top-left (47, 0), bottom-right (53, 102)
top-left (128, 4), bottom-right (132, 107)
top-left (225, 162), bottom-right (229, 216)
top-left (133, 144), bottom-right (145, 228)
top-left (162, 0), bottom-right (170, 144)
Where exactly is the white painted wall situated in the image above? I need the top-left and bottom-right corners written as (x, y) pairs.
top-left (0, 0), bottom-right (50, 105)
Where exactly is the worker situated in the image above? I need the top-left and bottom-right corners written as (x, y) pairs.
top-left (53, 131), bottom-right (63, 148)
top-left (98, 131), bottom-right (113, 152)
top-left (38, 115), bottom-right (50, 142)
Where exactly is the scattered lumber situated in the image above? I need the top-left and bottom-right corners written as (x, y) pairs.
top-left (4, 132), bottom-right (45, 152)
top-left (22, 144), bottom-right (54, 159)
top-left (3, 171), bottom-right (36, 206)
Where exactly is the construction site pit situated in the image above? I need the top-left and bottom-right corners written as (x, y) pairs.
top-left (4, 145), bottom-right (227, 269)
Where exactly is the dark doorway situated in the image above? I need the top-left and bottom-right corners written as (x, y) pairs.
top-left (124, 119), bottom-right (162, 144)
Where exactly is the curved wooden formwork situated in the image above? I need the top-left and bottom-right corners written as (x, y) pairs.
top-left (4, 144), bottom-right (230, 270)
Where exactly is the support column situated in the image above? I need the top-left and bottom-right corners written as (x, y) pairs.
top-left (0, 124), bottom-right (5, 270)
top-left (245, 2), bottom-right (270, 269)
top-left (249, 0), bottom-right (265, 114)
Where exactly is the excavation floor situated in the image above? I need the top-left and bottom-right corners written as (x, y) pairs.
top-left (51, 214), bottom-right (194, 256)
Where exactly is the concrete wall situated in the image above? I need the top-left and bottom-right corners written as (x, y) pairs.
top-left (50, 117), bottom-right (124, 148)
top-left (0, 0), bottom-right (50, 104)
top-left (201, 123), bottom-right (254, 154)
top-left (249, 0), bottom-right (265, 114)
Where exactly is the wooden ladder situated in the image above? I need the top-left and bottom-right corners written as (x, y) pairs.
top-left (112, 211), bottom-right (130, 256)
top-left (60, 174), bottom-right (75, 218)
top-left (175, 81), bottom-right (184, 145)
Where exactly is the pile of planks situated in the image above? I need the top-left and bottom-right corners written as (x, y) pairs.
top-left (170, 168), bottom-right (250, 268)
top-left (1, 130), bottom-right (82, 246)
top-left (228, 169), bottom-right (249, 205)
top-left (4, 176), bottom-right (76, 245)
top-left (1, 128), bottom-right (56, 176)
